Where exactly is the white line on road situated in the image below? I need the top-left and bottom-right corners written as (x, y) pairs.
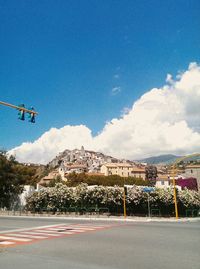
top-left (0, 223), bottom-right (67, 234)
top-left (0, 236), bottom-right (32, 242)
top-left (21, 231), bottom-right (62, 237)
top-left (0, 241), bottom-right (15, 245)
top-left (31, 230), bottom-right (63, 236)
top-left (7, 233), bottom-right (48, 239)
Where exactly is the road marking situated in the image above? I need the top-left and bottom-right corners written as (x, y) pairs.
top-left (7, 233), bottom-right (47, 239)
top-left (0, 223), bottom-right (119, 248)
top-left (21, 231), bottom-right (62, 236)
top-left (33, 230), bottom-right (63, 236)
top-left (0, 236), bottom-right (32, 242)
top-left (56, 226), bottom-right (96, 231)
top-left (0, 241), bottom-right (15, 245)
top-left (0, 223), bottom-right (67, 234)
top-left (56, 231), bottom-right (74, 235)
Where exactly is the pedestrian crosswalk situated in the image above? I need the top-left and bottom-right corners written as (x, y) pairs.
top-left (0, 223), bottom-right (116, 247)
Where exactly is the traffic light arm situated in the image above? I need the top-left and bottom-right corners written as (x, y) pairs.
top-left (0, 101), bottom-right (38, 115)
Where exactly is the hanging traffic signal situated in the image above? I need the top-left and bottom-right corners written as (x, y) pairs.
top-left (18, 104), bottom-right (25, 121)
top-left (0, 100), bottom-right (38, 123)
top-left (28, 107), bottom-right (35, 123)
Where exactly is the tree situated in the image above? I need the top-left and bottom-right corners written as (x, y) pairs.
top-left (0, 153), bottom-right (22, 208)
top-left (66, 172), bottom-right (151, 187)
top-left (0, 152), bottom-right (39, 208)
top-left (145, 165), bottom-right (157, 186)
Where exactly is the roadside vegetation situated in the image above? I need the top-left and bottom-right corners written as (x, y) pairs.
top-left (26, 183), bottom-right (200, 216)
top-left (0, 151), bottom-right (43, 208)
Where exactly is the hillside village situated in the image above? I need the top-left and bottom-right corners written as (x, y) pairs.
top-left (38, 146), bottom-right (200, 191)
top-left (0, 148), bottom-right (199, 214)
top-left (40, 146), bottom-right (146, 184)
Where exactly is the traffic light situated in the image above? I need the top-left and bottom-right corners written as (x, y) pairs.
top-left (28, 107), bottom-right (35, 123)
top-left (18, 104), bottom-right (25, 121)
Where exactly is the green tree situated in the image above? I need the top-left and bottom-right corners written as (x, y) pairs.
top-left (0, 152), bottom-right (39, 208)
top-left (145, 165), bottom-right (157, 186)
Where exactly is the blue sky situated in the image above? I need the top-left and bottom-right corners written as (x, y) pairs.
top-left (0, 0), bottom-right (200, 152)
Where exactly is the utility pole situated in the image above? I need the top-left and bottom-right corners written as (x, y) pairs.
top-left (172, 165), bottom-right (179, 220)
top-left (123, 185), bottom-right (127, 218)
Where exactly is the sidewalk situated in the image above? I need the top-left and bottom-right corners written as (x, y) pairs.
top-left (0, 211), bottom-right (199, 223)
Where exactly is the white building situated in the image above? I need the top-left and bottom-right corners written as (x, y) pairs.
top-left (59, 164), bottom-right (87, 177)
top-left (156, 175), bottom-right (181, 190)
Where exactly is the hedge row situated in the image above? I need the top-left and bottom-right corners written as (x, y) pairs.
top-left (26, 183), bottom-right (200, 216)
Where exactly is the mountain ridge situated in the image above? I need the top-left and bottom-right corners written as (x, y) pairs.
top-left (138, 154), bottom-right (182, 164)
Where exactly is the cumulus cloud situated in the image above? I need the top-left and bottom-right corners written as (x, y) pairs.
top-left (9, 62), bottom-right (200, 164)
top-left (9, 126), bottom-right (93, 164)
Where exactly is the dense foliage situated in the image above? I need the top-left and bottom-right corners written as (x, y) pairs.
top-left (0, 151), bottom-right (41, 208)
top-left (26, 183), bottom-right (200, 216)
top-left (176, 177), bottom-right (198, 191)
top-left (145, 165), bottom-right (157, 186)
top-left (65, 172), bottom-right (152, 187)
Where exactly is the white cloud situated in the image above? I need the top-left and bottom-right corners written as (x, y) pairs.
top-left (166, 73), bottom-right (173, 84)
top-left (9, 125), bottom-right (93, 164)
top-left (111, 86), bottom-right (121, 95)
top-left (9, 62), bottom-right (200, 164)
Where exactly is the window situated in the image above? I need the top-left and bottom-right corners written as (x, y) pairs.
top-left (161, 181), bottom-right (164, 185)
top-left (191, 170), bottom-right (193, 173)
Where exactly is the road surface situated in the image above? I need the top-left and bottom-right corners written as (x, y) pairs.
top-left (0, 216), bottom-right (199, 269)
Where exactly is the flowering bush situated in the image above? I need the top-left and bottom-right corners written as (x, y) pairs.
top-left (176, 177), bottom-right (198, 191)
top-left (26, 183), bottom-right (200, 216)
top-left (178, 189), bottom-right (200, 208)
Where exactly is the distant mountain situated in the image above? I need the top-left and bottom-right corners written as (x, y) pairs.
top-left (138, 154), bottom-right (182, 164)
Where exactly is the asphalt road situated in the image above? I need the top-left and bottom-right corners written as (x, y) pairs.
top-left (0, 216), bottom-right (199, 269)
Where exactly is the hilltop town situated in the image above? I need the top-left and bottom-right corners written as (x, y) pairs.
top-left (37, 146), bottom-right (200, 192)
top-left (40, 146), bottom-right (146, 183)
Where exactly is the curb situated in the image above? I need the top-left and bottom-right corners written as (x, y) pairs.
top-left (0, 214), bottom-right (199, 223)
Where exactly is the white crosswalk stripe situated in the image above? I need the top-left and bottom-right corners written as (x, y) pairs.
top-left (7, 233), bottom-right (48, 239)
top-left (21, 231), bottom-right (60, 237)
top-left (57, 226), bottom-right (95, 230)
top-left (0, 236), bottom-right (32, 242)
top-left (32, 230), bottom-right (63, 236)
top-left (0, 241), bottom-right (15, 245)
top-left (46, 227), bottom-right (91, 232)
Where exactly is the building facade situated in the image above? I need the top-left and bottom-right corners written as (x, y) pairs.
top-left (184, 165), bottom-right (200, 191)
top-left (100, 163), bottom-right (146, 179)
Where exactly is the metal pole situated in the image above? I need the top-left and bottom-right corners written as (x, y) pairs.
top-left (123, 187), bottom-right (127, 219)
top-left (147, 194), bottom-right (151, 218)
top-left (0, 101), bottom-right (38, 115)
top-left (172, 164), bottom-right (179, 219)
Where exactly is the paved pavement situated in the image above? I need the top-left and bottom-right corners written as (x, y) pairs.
top-left (0, 216), bottom-right (199, 269)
